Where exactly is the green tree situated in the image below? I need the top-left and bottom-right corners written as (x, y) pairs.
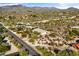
top-left (36, 46), bottom-right (54, 56)
top-left (0, 35), bottom-right (3, 43)
top-left (29, 32), bottom-right (40, 43)
top-left (0, 45), bottom-right (10, 53)
top-left (0, 27), bottom-right (4, 32)
top-left (57, 50), bottom-right (69, 56)
top-left (19, 50), bottom-right (29, 56)
top-left (57, 50), bottom-right (79, 56)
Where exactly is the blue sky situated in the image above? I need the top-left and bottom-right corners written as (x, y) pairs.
top-left (0, 3), bottom-right (79, 9)
top-left (21, 3), bottom-right (79, 9)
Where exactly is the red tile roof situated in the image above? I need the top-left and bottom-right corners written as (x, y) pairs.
top-left (73, 44), bottom-right (79, 49)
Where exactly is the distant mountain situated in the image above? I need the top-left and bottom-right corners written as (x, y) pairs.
top-left (0, 5), bottom-right (59, 14)
top-left (67, 7), bottom-right (78, 10)
top-left (0, 5), bottom-right (79, 11)
top-left (0, 4), bottom-right (58, 9)
top-left (0, 5), bottom-right (79, 15)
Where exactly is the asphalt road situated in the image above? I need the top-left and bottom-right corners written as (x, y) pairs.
top-left (8, 29), bottom-right (41, 56)
top-left (1, 24), bottom-right (41, 56)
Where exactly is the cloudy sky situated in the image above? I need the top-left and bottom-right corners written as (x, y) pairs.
top-left (0, 3), bottom-right (18, 6)
top-left (0, 3), bottom-right (79, 9)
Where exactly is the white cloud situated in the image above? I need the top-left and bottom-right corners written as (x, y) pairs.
top-left (0, 3), bottom-right (19, 7)
top-left (55, 3), bottom-right (79, 9)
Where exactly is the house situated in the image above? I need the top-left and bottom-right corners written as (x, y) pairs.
top-left (71, 26), bottom-right (79, 28)
top-left (16, 22), bottom-right (26, 29)
top-left (73, 44), bottom-right (79, 49)
top-left (25, 26), bottom-right (33, 29)
top-left (2, 40), bottom-right (7, 43)
top-left (26, 23), bottom-right (31, 26)
top-left (68, 16), bottom-right (76, 19)
top-left (33, 28), bottom-right (50, 35)
top-left (73, 36), bottom-right (79, 43)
